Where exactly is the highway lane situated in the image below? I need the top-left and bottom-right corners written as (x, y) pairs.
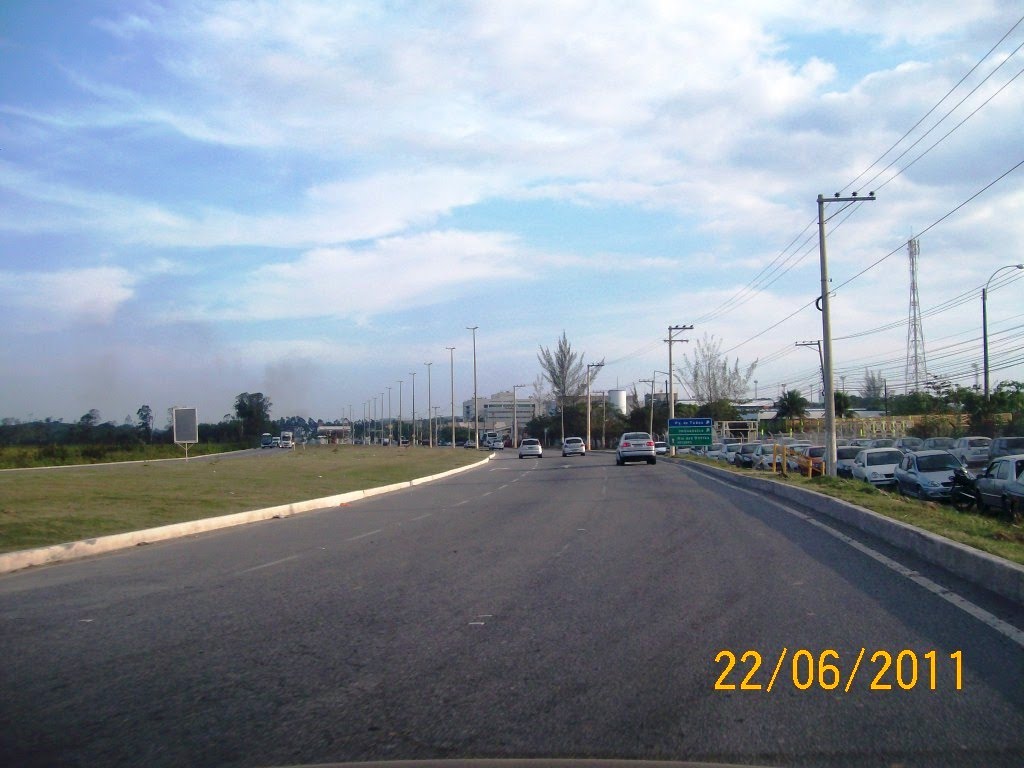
top-left (1, 450), bottom-right (1022, 767)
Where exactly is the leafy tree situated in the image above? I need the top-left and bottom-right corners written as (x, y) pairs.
top-left (234, 392), bottom-right (273, 440)
top-left (136, 405), bottom-right (154, 442)
top-left (537, 332), bottom-right (602, 442)
top-left (861, 369), bottom-right (885, 410)
top-left (678, 334), bottom-right (757, 405)
top-left (775, 389), bottom-right (810, 421)
top-left (834, 391), bottom-right (854, 419)
top-left (696, 399), bottom-right (741, 421)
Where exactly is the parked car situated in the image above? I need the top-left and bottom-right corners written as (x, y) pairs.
top-left (893, 450), bottom-right (963, 500)
top-left (463, 440), bottom-right (477, 449)
top-left (951, 436), bottom-right (991, 466)
top-left (851, 448), bottom-right (904, 487)
top-left (654, 441), bottom-right (669, 456)
top-left (719, 442), bottom-right (741, 464)
top-left (793, 445), bottom-right (826, 476)
top-left (974, 454), bottom-right (1024, 514)
top-left (869, 438), bottom-right (896, 449)
top-left (562, 437), bottom-right (586, 457)
top-left (848, 437), bottom-right (875, 448)
top-left (704, 443), bottom-right (727, 461)
top-left (732, 442), bottom-right (759, 468)
top-left (616, 432), bottom-right (657, 465)
top-left (834, 446), bottom-right (862, 478)
top-left (783, 442), bottom-right (812, 471)
top-left (752, 443), bottom-right (781, 471)
top-left (893, 436), bottom-right (923, 454)
top-left (921, 436), bottom-right (956, 451)
top-left (989, 436), bottom-right (1024, 461)
top-left (518, 438), bottom-right (542, 459)
top-left (1004, 469), bottom-right (1024, 518)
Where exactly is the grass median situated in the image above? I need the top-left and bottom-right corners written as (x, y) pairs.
top-left (679, 455), bottom-right (1024, 567)
top-left (0, 445), bottom-right (485, 554)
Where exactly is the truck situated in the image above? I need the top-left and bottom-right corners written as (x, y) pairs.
top-left (279, 431), bottom-right (294, 449)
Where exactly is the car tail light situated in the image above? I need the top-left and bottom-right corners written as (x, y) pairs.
top-left (646, 441), bottom-right (654, 446)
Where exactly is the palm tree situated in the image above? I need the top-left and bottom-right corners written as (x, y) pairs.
top-left (775, 389), bottom-right (810, 421)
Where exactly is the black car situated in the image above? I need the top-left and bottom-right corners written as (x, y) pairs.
top-left (732, 442), bottom-right (759, 469)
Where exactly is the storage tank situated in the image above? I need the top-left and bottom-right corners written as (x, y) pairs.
top-left (607, 389), bottom-right (628, 415)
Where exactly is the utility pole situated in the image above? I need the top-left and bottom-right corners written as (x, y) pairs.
top-left (666, 324), bottom-right (692, 456)
top-left (817, 191), bottom-right (876, 476)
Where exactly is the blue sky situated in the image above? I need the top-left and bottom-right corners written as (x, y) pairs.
top-left (2, 1), bottom-right (1022, 426)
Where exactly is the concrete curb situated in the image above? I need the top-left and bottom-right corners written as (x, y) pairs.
top-left (0, 455), bottom-right (493, 576)
top-left (676, 458), bottom-right (1024, 607)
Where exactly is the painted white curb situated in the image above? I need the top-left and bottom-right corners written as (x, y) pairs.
top-left (0, 455), bottom-right (492, 575)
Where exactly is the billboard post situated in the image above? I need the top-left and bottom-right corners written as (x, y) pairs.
top-left (173, 407), bottom-right (199, 461)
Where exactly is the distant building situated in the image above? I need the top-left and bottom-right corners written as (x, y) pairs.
top-left (463, 391), bottom-right (543, 430)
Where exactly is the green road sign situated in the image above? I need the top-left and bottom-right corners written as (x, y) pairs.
top-left (670, 434), bottom-right (712, 446)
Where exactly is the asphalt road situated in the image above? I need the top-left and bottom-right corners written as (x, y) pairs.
top-left (1, 450), bottom-right (1022, 767)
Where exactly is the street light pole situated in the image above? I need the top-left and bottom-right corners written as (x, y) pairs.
top-left (817, 191), bottom-right (876, 476)
top-left (446, 346), bottom-right (456, 448)
top-left (586, 362), bottom-right (603, 450)
top-left (386, 386), bottom-right (392, 445)
top-left (408, 371), bottom-right (417, 446)
top-left (983, 264), bottom-right (1024, 400)
top-left (640, 378), bottom-right (655, 436)
top-left (397, 381), bottom-right (403, 445)
top-left (512, 383), bottom-right (526, 448)
top-left (467, 326), bottom-right (479, 448)
top-left (424, 361), bottom-right (433, 447)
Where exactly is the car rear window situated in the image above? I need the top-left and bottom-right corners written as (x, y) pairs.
top-left (968, 438), bottom-right (990, 447)
top-left (867, 451), bottom-right (903, 465)
top-left (624, 433), bottom-right (650, 441)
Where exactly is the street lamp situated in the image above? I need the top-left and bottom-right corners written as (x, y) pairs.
top-left (983, 264), bottom-right (1024, 400)
top-left (586, 362), bottom-right (603, 450)
top-left (512, 383), bottom-right (526, 448)
top-left (424, 361), bottom-right (433, 447)
top-left (467, 326), bottom-right (479, 448)
top-left (408, 371), bottom-right (417, 445)
top-left (397, 380), bottom-right (403, 445)
top-left (640, 378), bottom-right (655, 435)
top-left (446, 346), bottom-right (456, 448)
top-left (386, 386), bottom-right (392, 445)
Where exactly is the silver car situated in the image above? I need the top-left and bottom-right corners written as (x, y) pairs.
top-left (562, 437), bottom-right (586, 457)
top-left (851, 448), bottom-right (904, 487)
top-left (616, 432), bottom-right (657, 465)
top-left (952, 436), bottom-right (991, 467)
top-left (518, 438), bottom-right (543, 459)
top-left (893, 450), bottom-right (962, 500)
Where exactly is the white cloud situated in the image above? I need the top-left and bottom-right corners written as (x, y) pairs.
top-left (0, 266), bottom-right (137, 330)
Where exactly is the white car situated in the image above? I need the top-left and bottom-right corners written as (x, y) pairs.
top-left (952, 436), bottom-right (991, 467)
top-left (518, 438), bottom-right (543, 459)
top-left (654, 441), bottom-right (669, 456)
top-left (851, 448), bottom-right (904, 487)
top-left (616, 432), bottom-right (657, 465)
top-left (562, 437), bottom-right (586, 457)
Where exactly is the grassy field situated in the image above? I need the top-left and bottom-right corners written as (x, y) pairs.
top-left (0, 445), bottom-right (483, 554)
top-left (681, 455), bottom-right (1024, 566)
top-left (0, 442), bottom-right (246, 469)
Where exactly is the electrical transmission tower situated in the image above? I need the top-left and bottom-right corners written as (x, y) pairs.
top-left (904, 238), bottom-right (927, 392)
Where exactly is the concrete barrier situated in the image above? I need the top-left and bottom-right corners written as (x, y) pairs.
top-left (678, 458), bottom-right (1024, 607)
top-left (0, 456), bottom-right (492, 575)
